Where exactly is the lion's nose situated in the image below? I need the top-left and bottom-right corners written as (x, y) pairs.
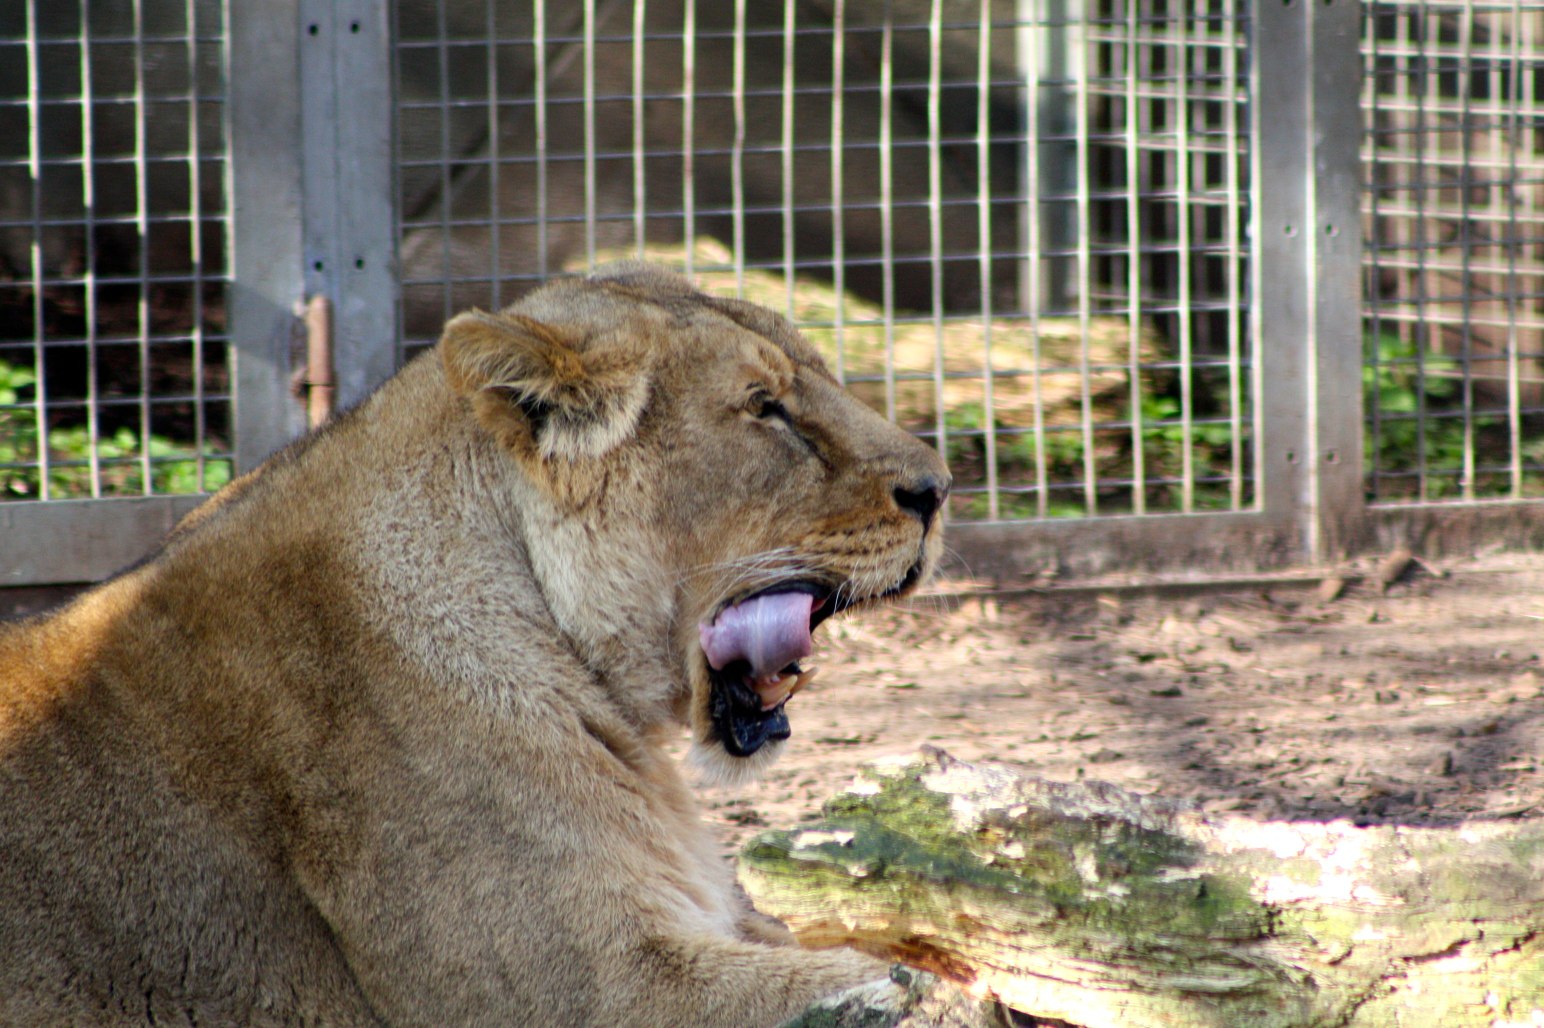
top-left (893, 474), bottom-right (950, 530)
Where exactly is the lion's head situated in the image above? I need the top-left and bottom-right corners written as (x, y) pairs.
top-left (439, 263), bottom-right (949, 781)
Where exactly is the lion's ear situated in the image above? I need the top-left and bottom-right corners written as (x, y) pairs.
top-left (440, 309), bottom-right (649, 460)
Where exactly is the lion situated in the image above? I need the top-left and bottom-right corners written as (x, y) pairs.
top-left (0, 263), bottom-right (950, 1026)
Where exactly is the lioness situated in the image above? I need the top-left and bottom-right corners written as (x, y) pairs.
top-left (0, 264), bottom-right (950, 1026)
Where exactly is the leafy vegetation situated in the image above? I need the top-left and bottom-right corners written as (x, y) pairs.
top-left (943, 379), bottom-right (1244, 520)
top-left (0, 357), bottom-right (230, 500)
top-left (1362, 331), bottom-right (1498, 499)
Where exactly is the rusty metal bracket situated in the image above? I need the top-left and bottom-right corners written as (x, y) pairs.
top-left (303, 294), bottom-right (335, 428)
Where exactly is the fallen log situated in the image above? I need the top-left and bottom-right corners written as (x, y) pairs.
top-left (744, 747), bottom-right (1544, 1028)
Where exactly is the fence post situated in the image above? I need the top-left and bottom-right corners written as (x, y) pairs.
top-left (229, 1), bottom-right (396, 473)
top-left (299, 0), bottom-right (398, 413)
top-left (229, 0), bottom-right (307, 471)
top-left (1251, 0), bottom-right (1364, 564)
top-left (1307, 0), bottom-right (1367, 560)
top-left (1252, 0), bottom-right (1313, 557)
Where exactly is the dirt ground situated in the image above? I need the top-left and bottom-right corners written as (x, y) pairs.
top-left (681, 549), bottom-right (1544, 857)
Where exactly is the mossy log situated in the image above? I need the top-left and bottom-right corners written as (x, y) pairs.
top-left (744, 748), bottom-right (1544, 1028)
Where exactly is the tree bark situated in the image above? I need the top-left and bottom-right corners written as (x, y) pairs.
top-left (744, 747), bottom-right (1544, 1028)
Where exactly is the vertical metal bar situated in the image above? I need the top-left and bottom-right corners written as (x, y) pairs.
top-left (1073, 2), bottom-right (1094, 514)
top-left (391, 0), bottom-right (405, 361)
top-left (24, 0), bottom-right (50, 499)
top-left (1018, 0), bottom-right (1049, 518)
top-left (1251, 0), bottom-right (1312, 544)
top-left (732, 0), bottom-right (746, 296)
top-left (927, 0), bottom-right (947, 464)
top-left (1457, 7), bottom-right (1475, 500)
top-left (781, 0), bottom-right (795, 318)
top-left (229, 0), bottom-right (307, 470)
top-left (1035, 0), bottom-right (1080, 312)
top-left (1506, 0), bottom-right (1524, 497)
top-left (80, 0), bottom-right (102, 496)
top-left (1377, 0), bottom-right (1405, 503)
top-left (977, 0), bottom-right (998, 521)
top-left (306, 0), bottom-right (396, 409)
top-left (132, 0), bottom-right (153, 493)
top-left (1173, 7), bottom-right (1195, 512)
top-left (1124, 0), bottom-right (1145, 515)
top-left (1414, 2), bottom-right (1434, 501)
top-left (633, 0), bottom-right (648, 258)
top-left (682, 0), bottom-right (697, 276)
top-left (1401, 2), bottom-right (1420, 500)
top-left (879, 3), bottom-right (894, 415)
top-left (1363, 0), bottom-right (1384, 503)
top-left (184, 0), bottom-right (207, 490)
top-left (830, 0), bottom-right (846, 380)
top-left (583, 0), bottom-right (597, 271)
top-left (1522, 9), bottom-right (1541, 495)
top-left (434, 3), bottom-right (453, 320)
top-left (534, 0), bottom-right (549, 277)
top-left (486, 0), bottom-right (502, 307)
top-left (1308, 0), bottom-right (1366, 556)
top-left (1223, 0), bottom-right (1245, 509)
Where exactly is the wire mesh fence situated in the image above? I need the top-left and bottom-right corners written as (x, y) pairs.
top-left (0, 0), bottom-right (231, 504)
top-left (394, 0), bottom-right (1254, 523)
top-left (1363, 0), bottom-right (1544, 506)
top-left (6, 0), bottom-right (1544, 586)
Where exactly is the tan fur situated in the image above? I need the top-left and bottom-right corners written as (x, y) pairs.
top-left (0, 264), bottom-right (950, 1026)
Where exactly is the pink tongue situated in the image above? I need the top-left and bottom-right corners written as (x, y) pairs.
top-left (699, 592), bottom-right (816, 678)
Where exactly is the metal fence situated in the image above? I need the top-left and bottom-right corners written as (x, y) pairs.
top-left (1363, 0), bottom-right (1544, 507)
top-left (0, 0), bottom-right (230, 501)
top-left (2, 0), bottom-right (1543, 590)
top-left (394, 0), bottom-right (1255, 528)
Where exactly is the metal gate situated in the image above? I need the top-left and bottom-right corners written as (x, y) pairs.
top-left (3, 0), bottom-right (1543, 591)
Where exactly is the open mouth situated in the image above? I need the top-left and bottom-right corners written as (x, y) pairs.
top-left (699, 582), bottom-right (834, 758)
top-left (698, 563), bottom-right (923, 758)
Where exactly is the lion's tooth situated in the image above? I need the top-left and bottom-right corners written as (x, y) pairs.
top-left (788, 668), bottom-right (817, 697)
top-left (754, 676), bottom-right (793, 711)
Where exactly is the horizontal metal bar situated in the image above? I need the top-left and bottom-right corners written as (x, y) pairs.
top-left (0, 495), bottom-right (204, 586)
top-left (1364, 500), bottom-right (1544, 557)
top-left (0, 33), bottom-right (226, 46)
top-left (396, 80), bottom-right (1245, 111)
top-left (394, 13), bottom-right (1249, 49)
top-left (944, 510), bottom-right (1303, 580)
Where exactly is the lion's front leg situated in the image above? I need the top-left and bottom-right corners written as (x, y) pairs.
top-left (596, 935), bottom-right (890, 1027)
top-left (320, 852), bottom-right (887, 1027)
top-left (736, 902), bottom-right (800, 946)
top-left (299, 737), bottom-right (882, 1027)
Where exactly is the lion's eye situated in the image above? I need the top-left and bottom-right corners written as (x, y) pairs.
top-left (753, 393), bottom-right (790, 423)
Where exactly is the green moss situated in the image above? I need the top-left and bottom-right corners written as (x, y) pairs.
top-left (746, 763), bottom-right (1281, 1000)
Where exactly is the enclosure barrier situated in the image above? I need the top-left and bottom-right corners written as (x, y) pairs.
top-left (2, 0), bottom-right (1543, 590)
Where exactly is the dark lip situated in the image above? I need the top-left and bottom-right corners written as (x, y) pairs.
top-left (718, 579), bottom-right (837, 628)
top-left (717, 541), bottom-right (928, 621)
top-left (708, 667), bottom-right (792, 757)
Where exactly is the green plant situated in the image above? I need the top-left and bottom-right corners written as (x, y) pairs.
top-left (0, 359), bottom-right (40, 497)
top-left (943, 402), bottom-right (1087, 477)
top-left (0, 357), bottom-right (231, 499)
top-left (1137, 391), bottom-right (1237, 484)
top-left (1363, 332), bottom-right (1493, 497)
top-left (957, 490), bottom-right (1086, 520)
top-left (942, 385), bottom-right (1244, 518)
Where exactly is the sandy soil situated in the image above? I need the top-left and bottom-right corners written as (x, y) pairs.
top-left (681, 549), bottom-right (1544, 857)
